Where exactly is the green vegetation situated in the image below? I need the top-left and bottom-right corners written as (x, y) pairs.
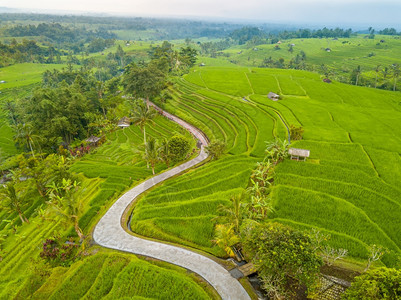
top-left (2, 14), bottom-right (401, 299)
top-left (344, 267), bottom-right (401, 299)
top-left (129, 65), bottom-right (401, 270)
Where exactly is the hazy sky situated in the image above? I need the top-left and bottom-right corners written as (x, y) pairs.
top-left (2, 0), bottom-right (401, 27)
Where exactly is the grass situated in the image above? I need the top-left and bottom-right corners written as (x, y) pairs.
top-left (132, 65), bottom-right (401, 268)
top-left (0, 65), bottom-right (213, 298)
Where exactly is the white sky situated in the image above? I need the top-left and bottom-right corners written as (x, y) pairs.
top-left (2, 0), bottom-right (401, 27)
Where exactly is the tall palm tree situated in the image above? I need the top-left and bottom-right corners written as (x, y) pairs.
top-left (0, 181), bottom-right (30, 224)
top-left (13, 123), bottom-right (39, 157)
top-left (47, 179), bottom-right (84, 240)
top-left (131, 102), bottom-right (157, 147)
top-left (374, 65), bottom-right (381, 88)
top-left (354, 65), bottom-right (361, 86)
top-left (143, 137), bottom-right (159, 175)
top-left (158, 138), bottom-right (170, 168)
top-left (391, 64), bottom-right (400, 91)
top-left (217, 193), bottom-right (244, 233)
top-left (213, 224), bottom-right (239, 257)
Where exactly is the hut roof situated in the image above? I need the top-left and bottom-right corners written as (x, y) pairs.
top-left (289, 148), bottom-right (310, 158)
top-left (118, 116), bottom-right (130, 127)
top-left (85, 135), bottom-right (101, 143)
top-left (268, 92), bottom-right (280, 101)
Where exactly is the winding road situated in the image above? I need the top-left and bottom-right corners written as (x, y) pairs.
top-left (93, 103), bottom-right (251, 300)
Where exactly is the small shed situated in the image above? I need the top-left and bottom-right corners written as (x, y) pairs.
top-left (199, 63), bottom-right (206, 67)
top-left (118, 117), bottom-right (130, 128)
top-left (277, 41), bottom-right (282, 44)
top-left (268, 92), bottom-right (280, 101)
top-left (85, 135), bottom-right (101, 145)
top-left (325, 48), bottom-right (331, 52)
top-left (323, 78), bottom-right (332, 83)
top-left (289, 148), bottom-right (310, 161)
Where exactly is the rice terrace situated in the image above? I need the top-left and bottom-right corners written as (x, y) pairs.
top-left (0, 3), bottom-right (401, 300)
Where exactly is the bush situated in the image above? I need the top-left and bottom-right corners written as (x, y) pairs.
top-left (39, 237), bottom-right (79, 267)
top-left (168, 135), bottom-right (191, 162)
top-left (205, 140), bottom-right (226, 160)
top-left (289, 124), bottom-right (304, 141)
top-left (241, 221), bottom-right (322, 299)
top-left (343, 267), bottom-right (401, 299)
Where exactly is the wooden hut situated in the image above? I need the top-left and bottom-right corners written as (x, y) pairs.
top-left (289, 148), bottom-right (310, 161)
top-left (268, 92), bottom-right (280, 101)
top-left (85, 135), bottom-right (101, 145)
top-left (118, 117), bottom-right (130, 128)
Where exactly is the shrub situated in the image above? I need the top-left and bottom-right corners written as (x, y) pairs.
top-left (39, 237), bottom-right (79, 267)
top-left (289, 124), bottom-right (304, 141)
top-left (168, 135), bottom-right (191, 162)
top-left (205, 140), bottom-right (226, 160)
top-left (241, 221), bottom-right (322, 299)
top-left (343, 267), bottom-right (401, 299)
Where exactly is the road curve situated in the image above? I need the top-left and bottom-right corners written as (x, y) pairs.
top-left (93, 103), bottom-right (251, 300)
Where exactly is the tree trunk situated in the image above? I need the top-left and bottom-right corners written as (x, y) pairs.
top-left (143, 127), bottom-right (149, 169)
top-left (151, 164), bottom-right (155, 175)
top-left (18, 212), bottom-right (26, 223)
top-left (394, 77), bottom-right (397, 91)
top-left (74, 222), bottom-right (84, 240)
top-left (355, 74), bottom-right (359, 86)
top-left (375, 73), bottom-right (378, 88)
top-left (28, 140), bottom-right (35, 157)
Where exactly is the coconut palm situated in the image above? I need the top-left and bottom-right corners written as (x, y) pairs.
top-left (13, 123), bottom-right (40, 157)
top-left (46, 178), bottom-right (84, 240)
top-left (158, 137), bottom-right (170, 168)
top-left (143, 137), bottom-right (159, 175)
top-left (391, 63), bottom-right (400, 91)
top-left (0, 181), bottom-right (31, 224)
top-left (354, 65), bottom-right (362, 86)
top-left (217, 193), bottom-right (245, 233)
top-left (131, 102), bottom-right (157, 146)
top-left (374, 65), bottom-right (381, 88)
top-left (213, 224), bottom-right (240, 257)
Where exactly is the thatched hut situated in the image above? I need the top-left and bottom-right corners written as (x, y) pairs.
top-left (85, 135), bottom-right (101, 145)
top-left (289, 148), bottom-right (310, 161)
top-left (118, 117), bottom-right (131, 128)
top-left (268, 92), bottom-right (280, 101)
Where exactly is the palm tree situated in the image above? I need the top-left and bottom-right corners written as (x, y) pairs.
top-left (213, 224), bottom-right (240, 257)
top-left (47, 178), bottom-right (84, 240)
top-left (374, 65), bottom-right (381, 88)
top-left (391, 64), bottom-right (400, 91)
top-left (0, 181), bottom-right (30, 224)
top-left (354, 65), bottom-right (362, 86)
top-left (217, 193), bottom-right (245, 233)
top-left (131, 102), bottom-right (157, 147)
top-left (158, 138), bottom-right (170, 168)
top-left (143, 137), bottom-right (159, 175)
top-left (13, 123), bottom-right (40, 157)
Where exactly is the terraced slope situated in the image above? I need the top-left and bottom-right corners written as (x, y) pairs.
top-left (132, 66), bottom-right (401, 266)
top-left (0, 114), bottom-right (207, 299)
top-left (2, 251), bottom-right (213, 300)
top-left (130, 68), bottom-right (284, 255)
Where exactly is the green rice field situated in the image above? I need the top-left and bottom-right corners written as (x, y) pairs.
top-left (131, 65), bottom-right (401, 267)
